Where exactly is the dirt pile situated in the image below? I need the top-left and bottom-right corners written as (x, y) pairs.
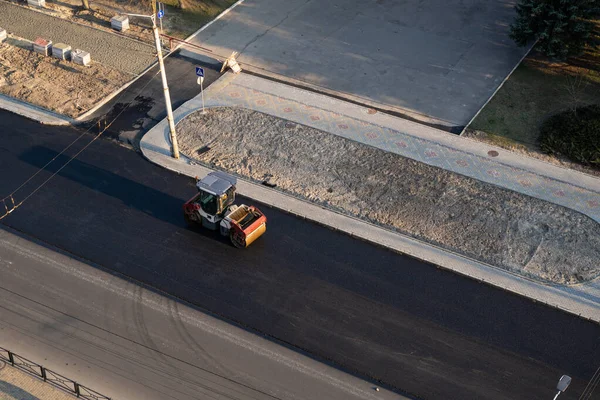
top-left (0, 41), bottom-right (129, 117)
top-left (177, 107), bottom-right (600, 285)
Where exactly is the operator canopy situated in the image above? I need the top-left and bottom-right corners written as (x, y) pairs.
top-left (196, 171), bottom-right (237, 195)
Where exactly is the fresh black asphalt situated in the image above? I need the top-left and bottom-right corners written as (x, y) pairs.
top-left (0, 53), bottom-right (598, 400)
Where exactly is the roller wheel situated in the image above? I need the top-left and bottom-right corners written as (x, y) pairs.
top-left (184, 212), bottom-right (194, 226)
top-left (230, 231), bottom-right (245, 248)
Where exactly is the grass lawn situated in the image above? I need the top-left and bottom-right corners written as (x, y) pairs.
top-left (469, 53), bottom-right (600, 148)
top-left (161, 0), bottom-right (237, 38)
top-left (468, 20), bottom-right (600, 165)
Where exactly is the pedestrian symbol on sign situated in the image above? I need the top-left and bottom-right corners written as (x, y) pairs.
top-left (195, 66), bottom-right (205, 77)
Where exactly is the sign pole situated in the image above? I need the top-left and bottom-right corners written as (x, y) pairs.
top-left (196, 66), bottom-right (206, 114)
top-left (201, 78), bottom-right (205, 114)
top-left (159, 3), bottom-right (163, 34)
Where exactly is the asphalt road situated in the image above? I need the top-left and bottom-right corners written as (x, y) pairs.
top-left (0, 108), bottom-right (598, 397)
top-left (84, 51), bottom-right (224, 147)
top-left (0, 227), bottom-right (402, 400)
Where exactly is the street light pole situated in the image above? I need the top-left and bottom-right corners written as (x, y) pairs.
top-left (151, 17), bottom-right (179, 159)
top-left (552, 392), bottom-right (560, 400)
top-left (124, 12), bottom-right (179, 159)
top-left (553, 375), bottom-right (572, 400)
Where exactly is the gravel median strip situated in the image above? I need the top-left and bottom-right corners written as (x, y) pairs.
top-left (178, 107), bottom-right (600, 285)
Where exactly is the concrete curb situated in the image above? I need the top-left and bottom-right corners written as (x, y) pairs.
top-left (0, 93), bottom-right (74, 126)
top-left (139, 78), bottom-right (600, 324)
top-left (77, 0), bottom-right (248, 121)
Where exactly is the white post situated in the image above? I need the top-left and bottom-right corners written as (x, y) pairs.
top-left (552, 391), bottom-right (560, 400)
top-left (201, 78), bottom-right (205, 114)
top-left (152, 17), bottom-right (179, 159)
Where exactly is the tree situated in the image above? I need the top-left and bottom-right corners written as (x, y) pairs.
top-left (509, 0), bottom-right (599, 60)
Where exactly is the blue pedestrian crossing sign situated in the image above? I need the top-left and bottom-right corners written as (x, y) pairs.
top-left (195, 66), bottom-right (204, 77)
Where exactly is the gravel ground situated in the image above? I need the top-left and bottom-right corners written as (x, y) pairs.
top-left (0, 1), bottom-right (155, 74)
top-left (0, 40), bottom-right (129, 117)
top-left (178, 107), bottom-right (600, 285)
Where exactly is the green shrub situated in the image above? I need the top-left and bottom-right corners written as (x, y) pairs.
top-left (539, 105), bottom-right (600, 166)
top-left (509, 0), bottom-right (598, 60)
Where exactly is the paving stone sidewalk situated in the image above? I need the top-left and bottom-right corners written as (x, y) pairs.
top-left (0, 361), bottom-right (74, 400)
top-left (140, 71), bottom-right (600, 323)
top-left (0, 1), bottom-right (155, 74)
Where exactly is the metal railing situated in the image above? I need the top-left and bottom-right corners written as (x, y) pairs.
top-left (0, 346), bottom-right (111, 400)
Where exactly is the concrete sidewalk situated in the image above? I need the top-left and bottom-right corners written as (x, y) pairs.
top-left (182, 0), bottom-right (529, 130)
top-left (140, 71), bottom-right (600, 324)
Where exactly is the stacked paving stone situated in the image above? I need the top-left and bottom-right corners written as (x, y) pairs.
top-left (72, 49), bottom-right (91, 66)
top-left (31, 37), bottom-right (91, 65)
top-left (110, 15), bottom-right (129, 32)
top-left (33, 37), bottom-right (52, 56)
top-left (0, 28), bottom-right (7, 43)
top-left (27, 0), bottom-right (45, 7)
top-left (52, 43), bottom-right (72, 60)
